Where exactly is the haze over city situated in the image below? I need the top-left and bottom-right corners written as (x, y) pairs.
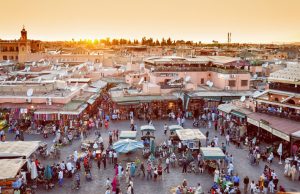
top-left (1, 0), bottom-right (300, 43)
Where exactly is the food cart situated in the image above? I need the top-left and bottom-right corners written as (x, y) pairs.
top-left (140, 125), bottom-right (156, 158)
top-left (200, 147), bottom-right (226, 174)
top-left (0, 159), bottom-right (27, 194)
top-left (140, 125), bottom-right (156, 136)
top-left (119, 131), bottom-right (137, 140)
top-left (175, 129), bottom-right (206, 150)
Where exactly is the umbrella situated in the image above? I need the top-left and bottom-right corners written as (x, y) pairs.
top-left (44, 165), bottom-right (52, 180)
top-left (113, 139), bottom-right (144, 153)
top-left (150, 140), bottom-right (155, 155)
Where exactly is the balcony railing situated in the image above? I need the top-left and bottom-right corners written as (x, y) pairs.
top-left (256, 107), bottom-right (300, 121)
top-left (269, 83), bottom-right (300, 94)
top-left (145, 64), bottom-right (248, 74)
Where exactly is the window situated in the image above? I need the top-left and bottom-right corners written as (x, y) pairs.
top-left (201, 78), bottom-right (204, 84)
top-left (3, 56), bottom-right (7, 60)
top-left (228, 80), bottom-right (236, 87)
top-left (241, 80), bottom-right (248, 87)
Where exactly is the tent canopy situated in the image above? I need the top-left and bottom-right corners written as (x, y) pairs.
top-left (200, 147), bottom-right (225, 160)
top-left (0, 141), bottom-right (41, 158)
top-left (140, 125), bottom-right (156, 132)
top-left (0, 159), bottom-right (26, 179)
top-left (113, 139), bottom-right (144, 153)
top-left (176, 129), bottom-right (206, 141)
top-left (119, 131), bottom-right (137, 139)
top-left (169, 125), bottom-right (183, 132)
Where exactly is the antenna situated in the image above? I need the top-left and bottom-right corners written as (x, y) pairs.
top-left (184, 76), bottom-right (191, 83)
top-left (27, 88), bottom-right (33, 97)
top-left (208, 81), bottom-right (214, 88)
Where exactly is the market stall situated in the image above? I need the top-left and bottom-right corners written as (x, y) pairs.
top-left (0, 141), bottom-right (41, 159)
top-left (0, 159), bottom-right (27, 194)
top-left (119, 131), bottom-right (137, 140)
top-left (176, 129), bottom-right (206, 150)
top-left (200, 147), bottom-right (226, 174)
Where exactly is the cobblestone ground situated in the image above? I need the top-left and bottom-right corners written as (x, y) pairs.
top-left (6, 119), bottom-right (300, 194)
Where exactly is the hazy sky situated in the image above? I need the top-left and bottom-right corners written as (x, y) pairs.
top-left (1, 0), bottom-right (300, 43)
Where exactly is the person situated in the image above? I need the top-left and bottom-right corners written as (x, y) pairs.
top-left (58, 169), bottom-right (63, 186)
top-left (269, 179), bottom-right (275, 193)
top-left (233, 174), bottom-right (240, 187)
top-left (97, 153), bottom-right (102, 169)
top-left (146, 162), bottom-right (152, 180)
top-left (164, 157), bottom-right (170, 173)
top-left (105, 187), bottom-right (111, 194)
top-left (127, 184), bottom-right (133, 194)
top-left (157, 164), bottom-right (163, 179)
top-left (164, 123), bottom-right (168, 135)
top-left (214, 168), bottom-right (220, 183)
top-left (109, 150), bottom-right (113, 164)
top-left (113, 151), bottom-right (118, 165)
top-left (139, 162), bottom-right (145, 177)
top-left (153, 167), bottom-right (158, 181)
top-left (267, 152), bottom-right (274, 163)
top-left (195, 183), bottom-right (204, 194)
top-left (182, 159), bottom-right (187, 173)
top-left (105, 177), bottom-right (111, 189)
top-left (243, 176), bottom-right (249, 194)
top-left (111, 176), bottom-right (118, 193)
top-left (102, 153), bottom-right (107, 169)
top-left (250, 180), bottom-right (256, 194)
top-left (15, 128), bottom-right (20, 140)
top-left (225, 134), bottom-right (230, 146)
top-left (130, 162), bottom-right (136, 177)
top-left (74, 171), bottom-right (80, 189)
top-left (66, 161), bottom-right (73, 178)
top-left (125, 169), bottom-right (130, 183)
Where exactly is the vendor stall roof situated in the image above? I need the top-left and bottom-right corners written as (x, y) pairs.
top-left (112, 95), bottom-right (178, 104)
top-left (218, 103), bottom-right (238, 114)
top-left (169, 125), bottom-right (183, 132)
top-left (176, 129), bottom-right (206, 141)
top-left (200, 147), bottom-right (226, 160)
top-left (0, 159), bottom-right (27, 179)
top-left (0, 141), bottom-right (41, 158)
top-left (140, 125), bottom-right (156, 131)
top-left (247, 112), bottom-right (300, 141)
top-left (119, 131), bottom-right (137, 139)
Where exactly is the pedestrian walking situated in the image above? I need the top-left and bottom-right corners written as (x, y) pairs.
top-left (243, 176), bottom-right (249, 194)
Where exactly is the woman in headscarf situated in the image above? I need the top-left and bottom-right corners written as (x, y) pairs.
top-left (31, 160), bottom-right (38, 180)
top-left (130, 163), bottom-right (136, 177)
top-left (111, 175), bottom-right (118, 193)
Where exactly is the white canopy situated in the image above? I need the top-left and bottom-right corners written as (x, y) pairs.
top-left (0, 141), bottom-right (41, 158)
top-left (176, 129), bottom-right (206, 141)
top-left (0, 159), bottom-right (26, 179)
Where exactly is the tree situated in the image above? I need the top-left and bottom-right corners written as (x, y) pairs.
top-left (167, 37), bottom-right (172, 46)
top-left (155, 39), bottom-right (160, 46)
top-left (161, 38), bottom-right (167, 46)
top-left (141, 37), bottom-right (147, 45)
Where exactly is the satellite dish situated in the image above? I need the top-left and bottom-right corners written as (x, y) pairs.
top-left (22, 77), bottom-right (26, 81)
top-left (208, 81), bottom-right (214, 88)
top-left (66, 64), bottom-right (69, 68)
top-left (253, 74), bottom-right (258, 79)
top-left (240, 96), bottom-right (246, 102)
top-left (27, 88), bottom-right (33, 97)
top-left (50, 66), bottom-right (54, 70)
top-left (206, 80), bottom-right (211, 86)
top-left (184, 76), bottom-right (191, 83)
top-left (53, 77), bottom-right (57, 81)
